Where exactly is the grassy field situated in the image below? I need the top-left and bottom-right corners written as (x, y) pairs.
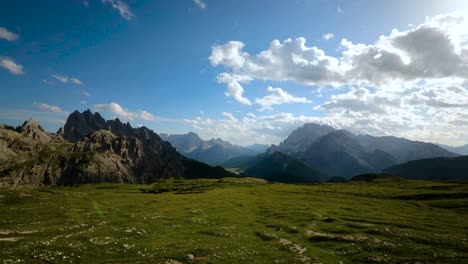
top-left (0, 177), bottom-right (467, 263)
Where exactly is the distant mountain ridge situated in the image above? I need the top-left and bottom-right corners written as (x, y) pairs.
top-left (384, 155), bottom-right (468, 180)
top-left (439, 144), bottom-right (468, 155)
top-left (265, 123), bottom-right (458, 178)
top-left (0, 110), bottom-right (233, 187)
top-left (161, 132), bottom-right (257, 165)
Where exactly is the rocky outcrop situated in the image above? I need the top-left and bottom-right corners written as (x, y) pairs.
top-left (19, 118), bottom-right (51, 142)
top-left (0, 110), bottom-right (233, 187)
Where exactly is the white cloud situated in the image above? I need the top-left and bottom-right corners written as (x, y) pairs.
top-left (193, 0), bottom-right (207, 9)
top-left (93, 102), bottom-right (156, 122)
top-left (82, 91), bottom-right (91, 97)
top-left (210, 12), bottom-right (468, 94)
top-left (52, 74), bottom-right (68, 83)
top-left (52, 74), bottom-right (83, 85)
top-left (0, 26), bottom-right (19, 41)
top-left (209, 41), bottom-right (247, 69)
top-left (102, 0), bottom-right (135, 20)
top-left (323, 33), bottom-right (334, 40)
top-left (33, 102), bottom-right (66, 114)
top-left (210, 37), bottom-right (345, 91)
top-left (221, 112), bottom-right (238, 122)
top-left (70, 78), bottom-right (83, 85)
top-left (315, 78), bottom-right (468, 145)
top-left (255, 87), bottom-right (312, 111)
top-left (217, 73), bottom-right (252, 105)
top-left (0, 57), bottom-right (24, 75)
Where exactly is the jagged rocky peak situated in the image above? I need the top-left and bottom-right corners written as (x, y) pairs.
top-left (63, 109), bottom-right (106, 142)
top-left (105, 117), bottom-right (134, 137)
top-left (19, 118), bottom-right (51, 141)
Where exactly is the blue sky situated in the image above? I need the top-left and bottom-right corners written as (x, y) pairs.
top-left (1, 0), bottom-right (468, 146)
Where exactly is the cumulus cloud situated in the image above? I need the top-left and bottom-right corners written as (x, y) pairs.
top-left (102, 0), bottom-right (135, 20)
top-left (33, 102), bottom-right (66, 114)
top-left (210, 41), bottom-right (247, 69)
top-left (217, 73), bottom-right (252, 105)
top-left (93, 102), bottom-right (156, 121)
top-left (193, 0), bottom-right (207, 9)
top-left (255, 87), bottom-right (312, 111)
top-left (0, 57), bottom-right (24, 75)
top-left (52, 74), bottom-right (83, 85)
top-left (210, 38), bottom-right (344, 88)
top-left (210, 12), bottom-right (468, 96)
top-left (0, 26), bottom-right (19, 41)
top-left (323, 33), bottom-right (334, 40)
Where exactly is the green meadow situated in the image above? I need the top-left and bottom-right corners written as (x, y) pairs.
top-left (0, 178), bottom-right (467, 263)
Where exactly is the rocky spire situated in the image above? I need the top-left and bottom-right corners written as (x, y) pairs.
top-left (63, 109), bottom-right (106, 142)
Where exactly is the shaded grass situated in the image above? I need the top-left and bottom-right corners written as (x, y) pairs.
top-left (0, 177), bottom-right (467, 263)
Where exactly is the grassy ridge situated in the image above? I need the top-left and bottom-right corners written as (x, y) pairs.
top-left (0, 178), bottom-right (467, 263)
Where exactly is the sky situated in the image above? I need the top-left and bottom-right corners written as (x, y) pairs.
top-left (1, 0), bottom-right (468, 146)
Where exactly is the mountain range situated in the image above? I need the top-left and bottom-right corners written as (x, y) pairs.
top-left (234, 123), bottom-right (459, 181)
top-left (159, 132), bottom-right (258, 165)
top-left (439, 144), bottom-right (468, 155)
top-left (1, 111), bottom-right (466, 186)
top-left (0, 110), bottom-right (232, 187)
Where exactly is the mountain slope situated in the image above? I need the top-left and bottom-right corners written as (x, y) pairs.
top-left (440, 144), bottom-right (468, 155)
top-left (245, 144), bottom-right (270, 153)
top-left (383, 155), bottom-right (468, 180)
top-left (244, 151), bottom-right (323, 183)
top-left (356, 134), bottom-right (457, 163)
top-left (299, 130), bottom-right (396, 177)
top-left (277, 123), bottom-right (335, 155)
top-left (221, 155), bottom-right (260, 170)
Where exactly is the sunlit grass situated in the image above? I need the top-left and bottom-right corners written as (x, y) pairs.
top-left (0, 178), bottom-right (467, 263)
